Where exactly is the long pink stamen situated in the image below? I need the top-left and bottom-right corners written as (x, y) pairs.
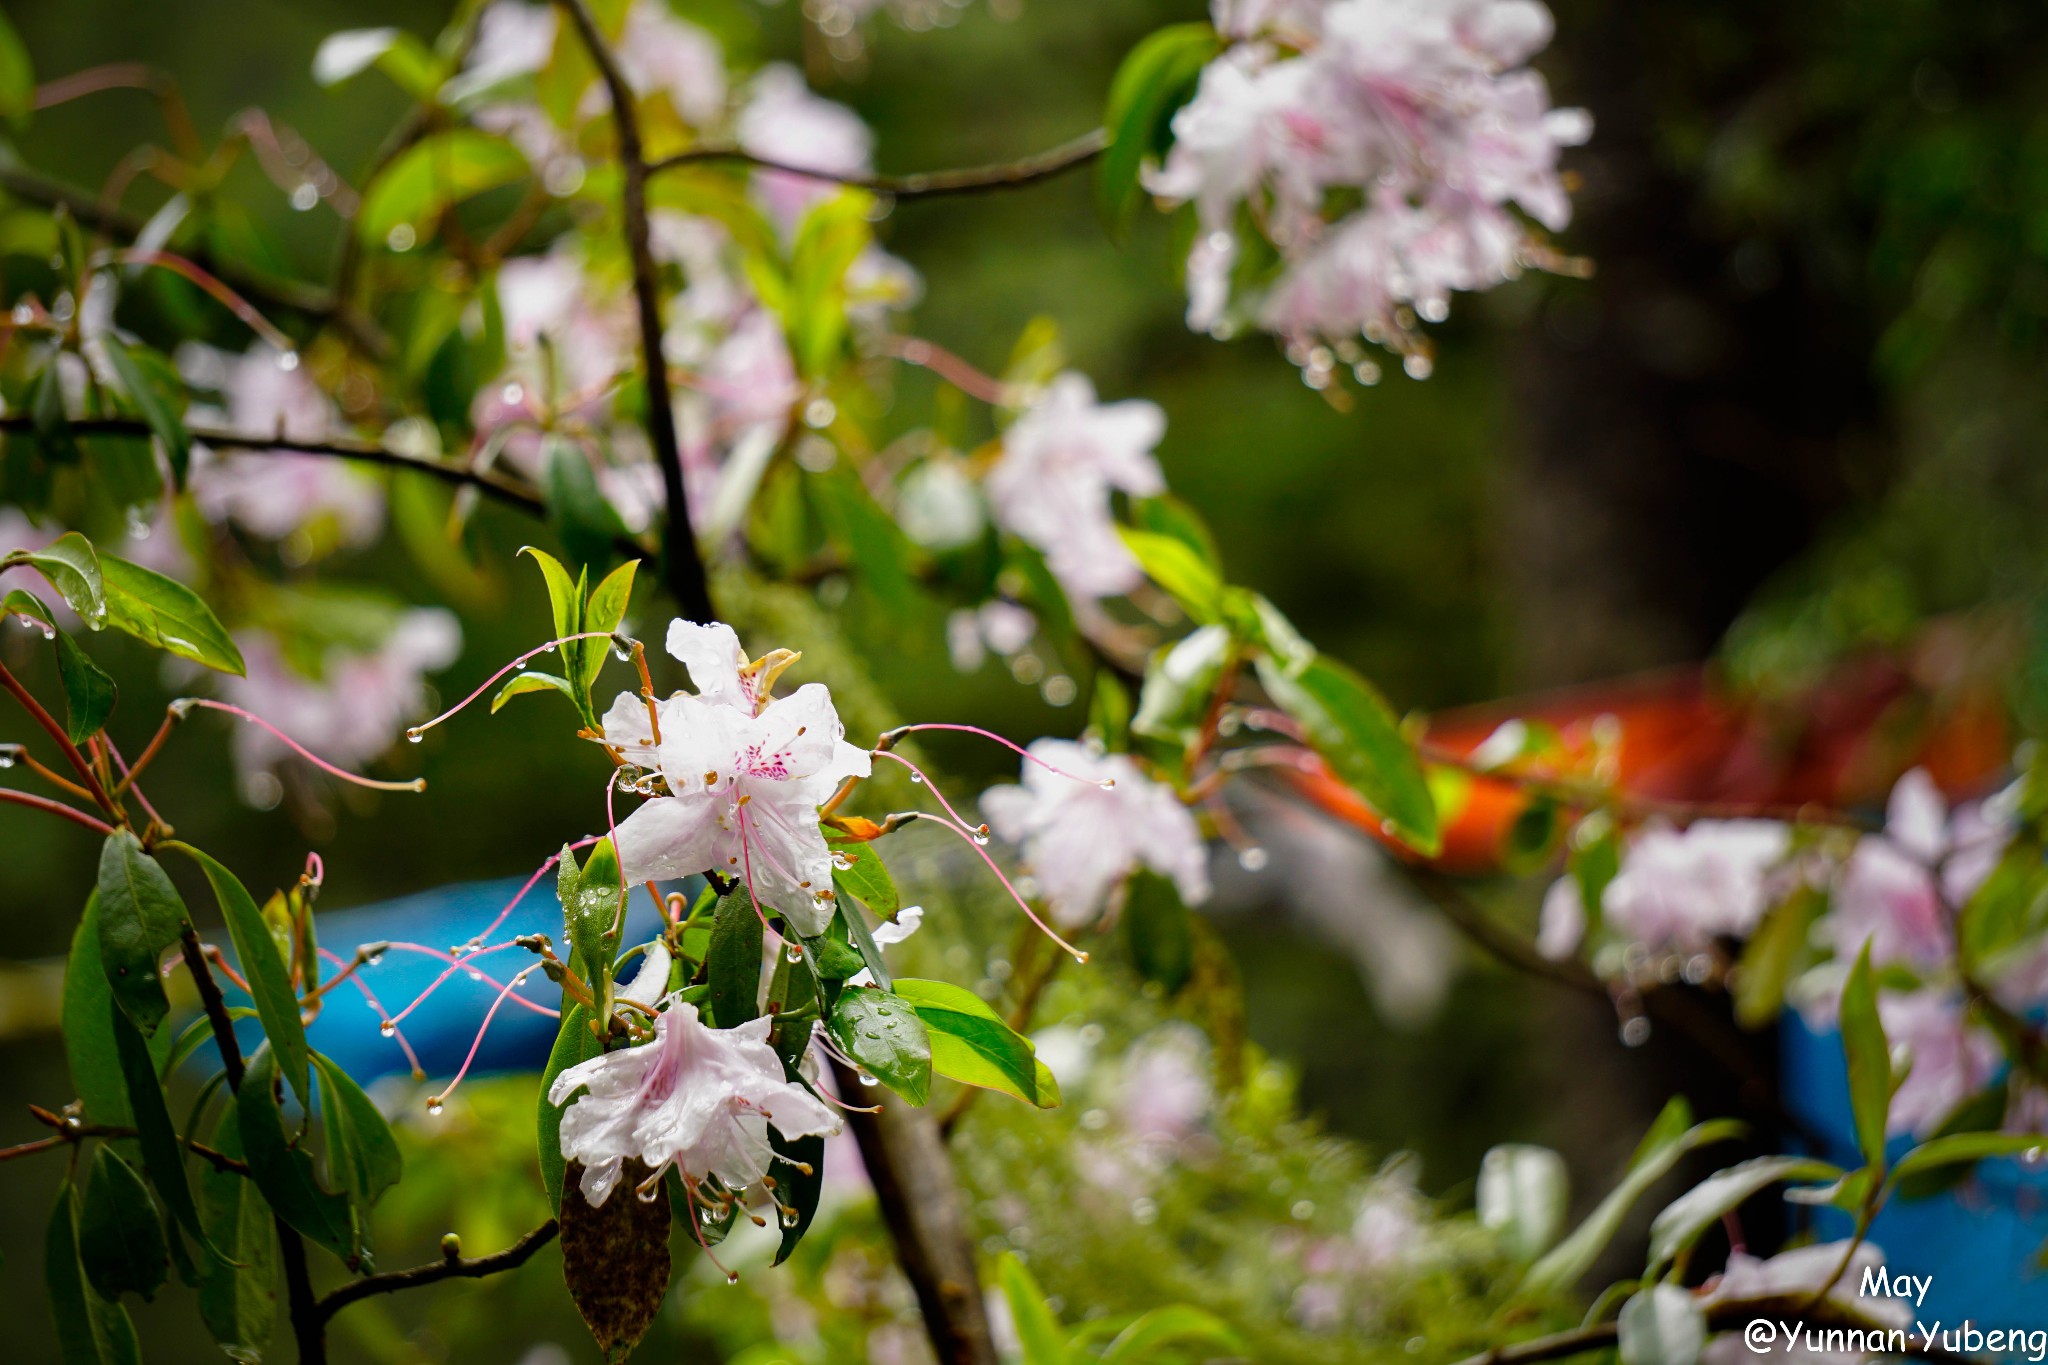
top-left (734, 807), bottom-right (774, 933)
top-left (108, 250), bottom-right (298, 353)
top-left (898, 811), bottom-right (1088, 963)
top-left (182, 699), bottom-right (427, 793)
top-left (377, 837), bottom-right (599, 1025)
top-left (407, 631), bottom-right (630, 740)
top-left (886, 724), bottom-right (1115, 788)
top-left (873, 750), bottom-right (991, 840)
top-left (100, 733), bottom-right (168, 828)
top-left (374, 943), bottom-right (560, 1018)
top-left (385, 940), bottom-right (522, 1026)
top-left (679, 1176), bottom-right (740, 1284)
top-left (320, 947), bottom-right (424, 1079)
top-left (428, 965), bottom-right (541, 1109)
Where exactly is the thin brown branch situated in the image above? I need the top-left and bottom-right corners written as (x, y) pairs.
top-left (180, 928), bottom-right (325, 1362)
top-left (18, 1108), bottom-right (251, 1175)
top-left (18, 749), bottom-right (99, 803)
top-left (314, 1220), bottom-right (560, 1325)
top-left (554, 0), bottom-right (714, 621)
top-left (0, 657), bottom-right (117, 816)
top-left (0, 415), bottom-right (545, 516)
top-left (648, 127), bottom-right (1108, 199)
top-left (0, 786), bottom-right (115, 835)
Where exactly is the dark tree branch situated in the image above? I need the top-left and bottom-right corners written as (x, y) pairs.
top-left (19, 1104), bottom-right (252, 1174)
top-left (647, 127), bottom-right (1108, 200)
top-left (178, 929), bottom-right (325, 1364)
top-left (554, 0), bottom-right (714, 622)
top-left (0, 414), bottom-right (546, 516)
top-left (314, 1220), bottom-right (560, 1326)
top-left (831, 1058), bottom-right (999, 1365)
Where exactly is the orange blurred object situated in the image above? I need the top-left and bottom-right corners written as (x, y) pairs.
top-left (1284, 650), bottom-right (2013, 875)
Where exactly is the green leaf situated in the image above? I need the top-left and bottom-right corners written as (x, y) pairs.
top-left (169, 842), bottom-right (312, 1109)
top-left (770, 1131), bottom-right (825, 1266)
top-left (539, 1004), bottom-right (602, 1215)
top-left (560, 1163), bottom-right (670, 1365)
top-left (100, 336), bottom-right (192, 487)
top-left (707, 890), bottom-right (764, 1028)
top-left (5, 589), bottom-right (118, 744)
top-left (0, 7), bottom-right (33, 124)
top-left (30, 357), bottom-right (81, 465)
top-left (46, 1182), bottom-right (142, 1365)
top-left (1477, 1144), bottom-right (1569, 1262)
top-left (1117, 526), bottom-right (1223, 622)
top-left (830, 986), bottom-right (931, 1105)
top-left (109, 1002), bottom-right (210, 1250)
top-left (1097, 23), bottom-right (1222, 233)
top-left (834, 895), bottom-right (894, 992)
top-left (540, 435), bottom-right (628, 576)
top-left (1840, 941), bottom-right (1891, 1170)
top-left (806, 936), bottom-right (868, 982)
top-left (1098, 1304), bottom-right (1243, 1364)
top-left (96, 832), bottom-right (188, 1037)
top-left (558, 840), bottom-right (624, 995)
top-left (1734, 885), bottom-right (1824, 1029)
top-left (813, 465), bottom-right (920, 619)
top-left (520, 544), bottom-right (581, 648)
top-left (894, 978), bottom-right (1056, 1109)
top-left (491, 668), bottom-right (575, 713)
top-left (79, 1149), bottom-right (170, 1303)
top-left (3, 531), bottom-right (105, 624)
top-left (100, 555), bottom-right (244, 675)
top-left (1088, 670), bottom-right (1132, 752)
top-left (234, 1045), bottom-right (360, 1266)
top-left (1617, 1284), bottom-right (1706, 1365)
top-left (576, 558), bottom-right (638, 703)
top-left (997, 1252), bottom-right (1068, 1365)
top-left (1646, 1156), bottom-right (1842, 1269)
top-left (311, 1052), bottom-right (403, 1209)
top-left (196, 1118), bottom-right (276, 1363)
top-left (1522, 1100), bottom-right (1744, 1297)
top-left (1123, 868), bottom-right (1195, 994)
top-left (1131, 624), bottom-right (1232, 755)
top-left (1255, 652), bottom-right (1439, 856)
top-left (357, 129), bottom-right (530, 244)
top-left (824, 831), bottom-right (899, 917)
top-left (1128, 492), bottom-right (1221, 575)
top-left (65, 894), bottom-right (141, 1137)
top-left (1891, 1131), bottom-right (2048, 1184)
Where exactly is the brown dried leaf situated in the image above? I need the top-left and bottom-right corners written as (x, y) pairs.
top-left (560, 1161), bottom-right (672, 1362)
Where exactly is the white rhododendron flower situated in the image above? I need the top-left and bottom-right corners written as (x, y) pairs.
top-left (1540, 818), bottom-right (1788, 958)
top-left (984, 373), bottom-right (1167, 602)
top-left (1878, 989), bottom-right (2000, 1137)
top-left (606, 621), bottom-right (871, 934)
top-left (549, 998), bottom-right (840, 1207)
top-left (737, 64), bottom-right (875, 231)
top-left (1148, 0), bottom-right (1589, 370)
top-left (220, 610), bottom-right (461, 798)
top-left (982, 739), bottom-right (1209, 929)
top-left (1823, 767), bottom-right (2012, 972)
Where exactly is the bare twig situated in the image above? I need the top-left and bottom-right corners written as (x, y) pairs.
top-left (648, 127), bottom-right (1108, 200)
top-left (554, 0), bottom-right (713, 621)
top-left (0, 414), bottom-right (545, 516)
top-left (0, 787), bottom-right (116, 836)
top-left (16, 1107), bottom-right (250, 1175)
top-left (314, 1221), bottom-right (561, 1325)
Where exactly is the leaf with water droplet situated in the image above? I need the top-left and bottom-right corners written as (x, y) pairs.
top-left (829, 986), bottom-right (930, 1106)
top-left (706, 890), bottom-right (763, 1029)
top-left (99, 554), bottom-right (243, 675)
top-left (561, 1160), bottom-right (671, 1364)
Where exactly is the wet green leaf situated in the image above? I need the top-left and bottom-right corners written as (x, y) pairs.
top-left (1256, 652), bottom-right (1439, 856)
top-left (1098, 23), bottom-right (1222, 233)
top-left (100, 555), bottom-right (244, 675)
top-left (100, 336), bottom-right (191, 487)
top-left (1840, 942), bottom-right (1890, 1170)
top-left (830, 986), bottom-right (931, 1105)
top-left (196, 1118), bottom-right (275, 1363)
top-left (357, 129), bottom-right (530, 244)
top-left (96, 832), bottom-right (187, 1037)
top-left (707, 889), bottom-right (764, 1028)
top-left (895, 977), bottom-right (1056, 1109)
top-left (824, 830), bottom-right (898, 918)
top-left (234, 1045), bottom-right (360, 1267)
top-left (79, 1149), bottom-right (169, 1303)
top-left (3, 531), bottom-right (104, 623)
top-left (169, 842), bottom-right (312, 1109)
top-left (46, 1181), bottom-right (141, 1365)
top-left (109, 1001), bottom-right (209, 1251)
top-left (311, 1052), bottom-right (402, 1210)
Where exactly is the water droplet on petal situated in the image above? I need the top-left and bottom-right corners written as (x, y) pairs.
top-left (830, 852), bottom-right (854, 869)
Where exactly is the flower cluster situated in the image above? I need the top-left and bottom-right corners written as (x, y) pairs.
top-left (1543, 764), bottom-right (2033, 1137)
top-left (1148, 0), bottom-right (1590, 379)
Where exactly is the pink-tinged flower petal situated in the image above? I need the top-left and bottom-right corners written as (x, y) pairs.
top-left (665, 619), bottom-right (753, 709)
top-left (613, 794), bottom-right (729, 885)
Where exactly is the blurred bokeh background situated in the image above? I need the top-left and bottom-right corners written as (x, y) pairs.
top-left (4, 0), bottom-right (2047, 1359)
